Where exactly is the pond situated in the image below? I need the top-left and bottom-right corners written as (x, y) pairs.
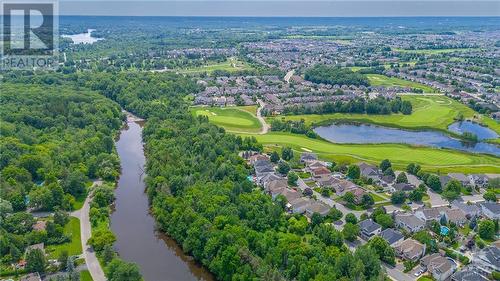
top-left (313, 123), bottom-right (500, 156)
top-left (448, 121), bottom-right (499, 140)
top-left (62, 29), bottom-right (103, 44)
top-left (110, 115), bottom-right (214, 281)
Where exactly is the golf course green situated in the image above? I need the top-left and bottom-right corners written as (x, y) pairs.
top-left (195, 96), bottom-right (500, 173)
top-left (270, 95), bottom-right (499, 135)
top-left (243, 132), bottom-right (500, 174)
top-left (191, 106), bottom-right (262, 133)
top-left (367, 74), bottom-right (437, 93)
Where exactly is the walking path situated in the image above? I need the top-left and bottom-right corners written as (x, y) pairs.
top-left (71, 181), bottom-right (106, 281)
top-left (256, 99), bottom-right (270, 135)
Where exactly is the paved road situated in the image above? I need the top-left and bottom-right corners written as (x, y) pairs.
top-left (256, 99), bottom-right (270, 135)
top-left (71, 183), bottom-right (106, 281)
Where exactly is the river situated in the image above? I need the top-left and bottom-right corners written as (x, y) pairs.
top-left (110, 116), bottom-right (214, 281)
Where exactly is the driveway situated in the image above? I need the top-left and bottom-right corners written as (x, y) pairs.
top-left (383, 263), bottom-right (415, 281)
top-left (71, 182), bottom-right (106, 281)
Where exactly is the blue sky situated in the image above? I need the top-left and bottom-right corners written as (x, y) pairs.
top-left (58, 1), bottom-right (500, 16)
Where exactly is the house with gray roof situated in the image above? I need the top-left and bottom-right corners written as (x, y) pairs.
top-left (443, 208), bottom-right (467, 226)
top-left (300, 152), bottom-right (318, 163)
top-left (451, 266), bottom-right (489, 281)
top-left (380, 228), bottom-right (404, 246)
top-left (451, 200), bottom-right (481, 218)
top-left (395, 213), bottom-right (425, 233)
top-left (480, 202), bottom-right (500, 219)
top-left (415, 208), bottom-right (442, 225)
top-left (305, 201), bottom-right (330, 217)
top-left (288, 197), bottom-right (313, 214)
top-left (359, 219), bottom-right (382, 240)
top-left (421, 253), bottom-right (457, 281)
top-left (394, 238), bottom-right (426, 261)
top-left (448, 173), bottom-right (471, 187)
top-left (474, 246), bottom-right (500, 275)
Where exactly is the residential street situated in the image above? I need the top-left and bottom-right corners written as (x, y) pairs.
top-left (71, 183), bottom-right (106, 281)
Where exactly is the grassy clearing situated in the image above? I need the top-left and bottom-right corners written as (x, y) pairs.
top-left (240, 132), bottom-right (500, 174)
top-left (175, 57), bottom-right (252, 74)
top-left (191, 106), bottom-right (262, 133)
top-left (270, 95), bottom-right (498, 134)
top-left (237, 105), bottom-right (258, 115)
top-left (369, 193), bottom-right (387, 202)
top-left (366, 74), bottom-right (437, 93)
top-left (80, 270), bottom-right (93, 281)
top-left (393, 48), bottom-right (480, 54)
top-left (46, 217), bottom-right (82, 258)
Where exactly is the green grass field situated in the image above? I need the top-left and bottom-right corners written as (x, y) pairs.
top-left (367, 74), bottom-right (437, 93)
top-left (175, 58), bottom-right (253, 74)
top-left (191, 106), bottom-right (262, 133)
top-left (80, 270), bottom-right (93, 281)
top-left (46, 217), bottom-right (82, 258)
top-left (270, 95), bottom-right (498, 134)
top-left (244, 132), bottom-right (500, 173)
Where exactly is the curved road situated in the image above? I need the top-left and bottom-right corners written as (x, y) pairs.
top-left (71, 182), bottom-right (106, 281)
top-left (256, 99), bottom-right (270, 134)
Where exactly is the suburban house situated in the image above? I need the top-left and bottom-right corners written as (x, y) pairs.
top-left (380, 228), bottom-right (404, 246)
top-left (474, 246), bottom-right (500, 275)
top-left (448, 173), bottom-right (472, 187)
top-left (351, 187), bottom-right (366, 204)
top-left (264, 179), bottom-right (288, 198)
top-left (33, 220), bottom-right (47, 231)
top-left (258, 173), bottom-right (282, 186)
top-left (480, 202), bottom-right (500, 219)
top-left (288, 197), bottom-right (313, 214)
top-left (300, 152), bottom-right (318, 163)
top-left (334, 180), bottom-right (359, 196)
top-left (312, 166), bottom-right (331, 178)
top-left (468, 174), bottom-right (489, 188)
top-left (249, 153), bottom-right (270, 165)
top-left (443, 208), bottom-right (467, 226)
top-left (359, 219), bottom-right (382, 240)
top-left (439, 175), bottom-right (452, 188)
top-left (25, 243), bottom-right (45, 255)
top-left (307, 160), bottom-right (327, 172)
top-left (394, 238), bottom-right (426, 261)
top-left (316, 176), bottom-right (337, 188)
top-left (451, 266), bottom-right (489, 281)
top-left (395, 213), bottom-right (426, 233)
top-left (452, 200), bottom-right (481, 218)
top-left (359, 163), bottom-right (381, 182)
top-left (277, 188), bottom-right (302, 203)
top-left (305, 201), bottom-right (330, 217)
top-left (415, 208), bottom-right (442, 225)
top-left (421, 253), bottom-right (457, 281)
top-left (392, 183), bottom-right (415, 192)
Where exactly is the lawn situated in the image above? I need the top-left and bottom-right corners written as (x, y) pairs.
top-left (269, 95), bottom-right (498, 135)
top-left (46, 217), bottom-right (82, 258)
top-left (191, 106), bottom-right (262, 133)
top-left (366, 74), bottom-right (437, 93)
top-left (416, 276), bottom-right (434, 281)
top-left (369, 192), bottom-right (387, 202)
top-left (240, 132), bottom-right (500, 174)
top-left (80, 270), bottom-right (93, 281)
top-left (175, 57), bottom-right (253, 74)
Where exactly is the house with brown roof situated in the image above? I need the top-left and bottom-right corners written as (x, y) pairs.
top-left (305, 201), bottom-right (330, 217)
top-left (443, 208), bottom-right (467, 226)
top-left (312, 167), bottom-right (331, 178)
top-left (33, 220), bottom-right (47, 231)
top-left (394, 239), bottom-right (426, 262)
top-left (288, 198), bottom-right (313, 214)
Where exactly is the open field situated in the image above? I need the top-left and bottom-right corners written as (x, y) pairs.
top-left (46, 217), bottom-right (82, 258)
top-left (191, 106), bottom-right (262, 133)
top-left (243, 132), bottom-right (500, 174)
top-left (367, 74), bottom-right (437, 93)
top-left (269, 95), bottom-right (500, 135)
top-left (393, 48), bottom-right (480, 54)
top-left (175, 57), bottom-right (253, 74)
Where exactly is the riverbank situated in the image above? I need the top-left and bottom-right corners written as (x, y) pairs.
top-left (110, 113), bottom-right (214, 281)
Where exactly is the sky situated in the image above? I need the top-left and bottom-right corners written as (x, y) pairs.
top-left (59, 0), bottom-right (500, 17)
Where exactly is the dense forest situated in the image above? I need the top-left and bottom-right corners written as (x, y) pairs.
top-left (1, 71), bottom-right (389, 281)
top-left (76, 71), bottom-right (388, 281)
top-left (283, 96), bottom-right (412, 115)
top-left (304, 65), bottom-right (370, 87)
